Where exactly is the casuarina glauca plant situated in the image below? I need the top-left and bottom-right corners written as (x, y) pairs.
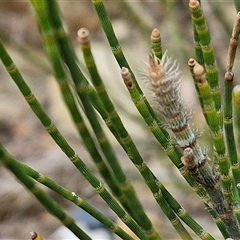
top-left (1, 0), bottom-right (240, 239)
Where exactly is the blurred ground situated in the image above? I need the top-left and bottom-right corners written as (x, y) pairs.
top-left (0, 1), bottom-right (237, 239)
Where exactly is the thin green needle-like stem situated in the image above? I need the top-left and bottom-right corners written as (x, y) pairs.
top-left (122, 60), bottom-right (239, 238)
top-left (121, 67), bottom-right (211, 206)
top-left (40, 2), bottom-right (160, 237)
top-left (189, 0), bottom-right (221, 114)
top-left (233, 85), bottom-right (240, 158)
top-left (14, 159), bottom-right (134, 240)
top-left (188, 59), bottom-right (225, 157)
top-left (224, 72), bottom-right (240, 199)
top-left (151, 28), bottom-right (163, 60)
top-left (205, 205), bottom-right (230, 239)
top-left (224, 11), bottom-right (240, 202)
top-left (188, 59), bottom-right (233, 199)
top-left (0, 144), bottom-right (91, 240)
top-left (77, 28), bottom-right (158, 237)
top-left (121, 67), bottom-right (218, 238)
top-left (30, 0), bottom-right (126, 208)
top-left (53, 19), bottom-right (192, 238)
top-left (0, 37), bottom-right (151, 240)
top-left (92, 0), bottom-right (166, 133)
top-left (158, 182), bottom-right (215, 240)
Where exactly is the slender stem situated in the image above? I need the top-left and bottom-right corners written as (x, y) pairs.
top-left (151, 28), bottom-right (163, 60)
top-left (0, 144), bottom-right (91, 240)
top-left (31, 0), bottom-right (126, 206)
top-left (0, 36), bottom-right (149, 240)
top-left (77, 28), bottom-right (158, 237)
top-left (189, 0), bottom-right (221, 114)
top-left (92, 0), bottom-right (165, 133)
top-left (157, 182), bottom-right (215, 240)
top-left (121, 67), bottom-right (217, 238)
top-left (15, 159), bottom-right (134, 240)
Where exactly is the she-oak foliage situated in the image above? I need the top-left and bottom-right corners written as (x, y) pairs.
top-left (0, 0), bottom-right (240, 239)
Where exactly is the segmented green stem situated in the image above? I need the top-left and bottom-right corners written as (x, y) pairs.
top-left (0, 37), bottom-right (151, 240)
top-left (205, 205), bottom-right (230, 239)
top-left (224, 12), bottom-right (240, 203)
top-left (188, 59), bottom-right (224, 156)
top-left (189, 59), bottom-right (231, 193)
top-left (92, 0), bottom-right (165, 130)
top-left (92, 0), bottom-right (169, 139)
top-left (121, 66), bottom-right (211, 204)
top-left (190, 59), bottom-right (240, 225)
top-left (189, 0), bottom-right (221, 113)
top-left (224, 72), bottom-right (240, 184)
top-left (0, 144), bottom-right (91, 240)
top-left (77, 28), bottom-right (158, 237)
top-left (30, 0), bottom-right (128, 210)
top-left (121, 67), bottom-right (219, 237)
top-left (44, 4), bottom-right (160, 238)
top-left (233, 85), bottom-right (240, 154)
top-left (15, 159), bottom-right (134, 240)
top-left (223, 73), bottom-right (240, 231)
top-left (151, 28), bottom-right (163, 60)
top-left (157, 182), bottom-right (215, 240)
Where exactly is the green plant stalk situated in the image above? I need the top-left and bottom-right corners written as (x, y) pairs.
top-left (189, 59), bottom-right (225, 157)
top-left (0, 144), bottom-right (91, 240)
top-left (0, 37), bottom-right (152, 240)
top-left (192, 24), bottom-right (205, 66)
top-left (189, 0), bottom-right (221, 114)
top-left (156, 181), bottom-right (215, 240)
top-left (205, 204), bottom-right (230, 239)
top-left (30, 0), bottom-right (128, 210)
top-left (77, 28), bottom-right (158, 236)
top-left (92, 0), bottom-right (168, 137)
top-left (40, 2), bottom-right (161, 238)
top-left (14, 159), bottom-right (134, 240)
top-left (44, 1), bottom-right (190, 237)
top-left (71, 43), bottom-right (192, 238)
top-left (189, 59), bottom-right (236, 203)
top-left (51, 18), bottom-right (193, 236)
top-left (39, 0), bottom-right (155, 229)
top-left (224, 72), bottom-right (240, 203)
top-left (151, 28), bottom-right (163, 60)
top-left (121, 66), bottom-right (212, 205)
top-left (121, 67), bottom-right (219, 238)
top-left (233, 85), bottom-right (240, 155)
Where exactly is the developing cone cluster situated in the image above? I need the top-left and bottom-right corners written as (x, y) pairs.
top-left (147, 52), bottom-right (199, 153)
top-left (147, 50), bottom-right (219, 189)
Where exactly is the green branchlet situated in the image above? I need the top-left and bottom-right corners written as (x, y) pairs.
top-left (1, 0), bottom-right (240, 239)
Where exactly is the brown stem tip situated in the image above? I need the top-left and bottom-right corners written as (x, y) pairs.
top-left (121, 67), bottom-right (134, 89)
top-left (151, 28), bottom-right (161, 39)
top-left (225, 71), bottom-right (234, 82)
top-left (188, 58), bottom-right (196, 68)
top-left (30, 231), bottom-right (37, 240)
top-left (189, 0), bottom-right (199, 9)
top-left (77, 28), bottom-right (90, 45)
